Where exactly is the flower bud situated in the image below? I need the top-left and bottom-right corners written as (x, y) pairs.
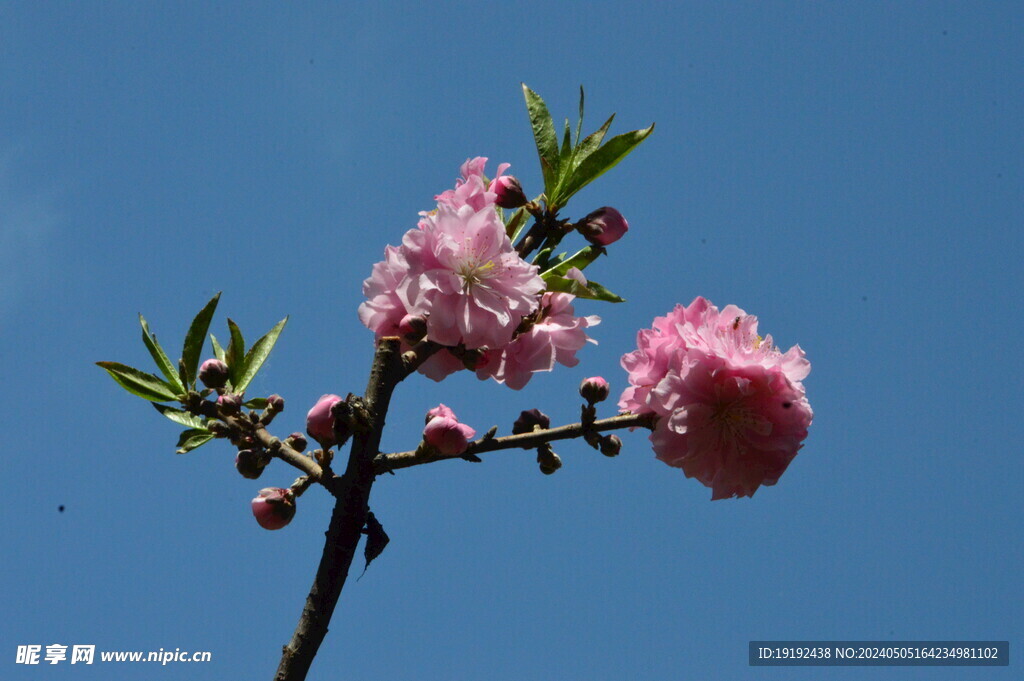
top-left (425, 403), bottom-right (457, 424)
top-left (266, 394), bottom-right (285, 412)
top-left (423, 415), bottom-right (477, 456)
top-left (599, 434), bottom-right (622, 458)
top-left (537, 445), bottom-right (562, 475)
top-left (251, 487), bottom-right (296, 530)
top-left (208, 421), bottom-right (231, 438)
top-left (235, 449), bottom-right (266, 479)
top-left (579, 376), bottom-right (611, 404)
top-left (306, 394), bottom-right (343, 448)
top-left (198, 358), bottom-right (230, 389)
top-left (581, 207), bottom-right (628, 246)
top-left (398, 314), bottom-right (428, 343)
top-left (217, 393), bottom-right (243, 415)
top-left (489, 174), bottom-right (527, 209)
top-left (512, 408), bottom-right (550, 435)
top-left (285, 432), bottom-right (308, 453)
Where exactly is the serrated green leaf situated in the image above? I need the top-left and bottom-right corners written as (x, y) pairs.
top-left (140, 315), bottom-right (185, 394)
top-left (97, 362), bottom-right (179, 402)
top-left (558, 124), bottom-right (654, 204)
top-left (225, 318), bottom-right (246, 386)
top-left (243, 397), bottom-right (269, 410)
top-left (176, 428), bottom-right (214, 454)
top-left (541, 245), bottom-right (603, 278)
top-left (235, 317), bottom-right (288, 392)
top-left (522, 84), bottom-right (560, 195)
top-left (542, 274), bottom-right (625, 303)
top-left (181, 292), bottom-right (221, 388)
top-left (153, 403), bottom-right (207, 429)
top-left (210, 334), bottom-right (226, 362)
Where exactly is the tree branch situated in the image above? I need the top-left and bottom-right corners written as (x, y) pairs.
top-left (274, 338), bottom-right (408, 681)
top-left (373, 412), bottom-right (657, 473)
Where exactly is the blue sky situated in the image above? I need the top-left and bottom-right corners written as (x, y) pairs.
top-left (2, 2), bottom-right (1020, 679)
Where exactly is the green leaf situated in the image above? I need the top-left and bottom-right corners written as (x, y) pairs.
top-left (541, 245), bottom-right (603, 278)
top-left (97, 362), bottom-right (180, 402)
top-left (541, 274), bottom-right (625, 303)
top-left (505, 207), bottom-right (529, 241)
top-left (573, 113), bottom-right (615, 169)
top-left (522, 84), bottom-right (560, 195)
top-left (152, 403), bottom-right (206, 429)
top-left (531, 246), bottom-right (556, 272)
top-left (575, 86), bottom-right (585, 146)
top-left (583, 279), bottom-right (626, 303)
top-left (235, 317), bottom-right (288, 392)
top-left (210, 334), bottom-right (226, 362)
top-left (181, 292), bottom-right (221, 388)
top-left (558, 123), bottom-right (654, 204)
top-left (560, 118), bottom-right (572, 164)
top-left (225, 318), bottom-right (246, 387)
top-left (140, 315), bottom-right (185, 394)
top-left (243, 397), bottom-right (269, 410)
top-left (176, 428), bottom-right (214, 454)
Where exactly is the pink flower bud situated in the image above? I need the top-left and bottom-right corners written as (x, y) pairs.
top-left (266, 394), bottom-right (285, 412)
top-left (199, 358), bottom-right (230, 389)
top-left (425, 403), bottom-right (457, 424)
top-left (306, 394), bottom-right (343, 447)
top-left (579, 376), bottom-right (611, 403)
top-left (217, 393), bottom-right (243, 415)
top-left (423, 412), bottom-right (477, 456)
top-left (512, 408), bottom-right (550, 434)
top-left (582, 207), bottom-right (628, 246)
top-left (398, 314), bottom-right (428, 342)
top-left (488, 174), bottom-right (527, 209)
top-left (251, 487), bottom-right (296, 530)
top-left (286, 432), bottom-right (307, 453)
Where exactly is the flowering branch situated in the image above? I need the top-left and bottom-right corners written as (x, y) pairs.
top-left (275, 337), bottom-right (407, 681)
top-left (373, 412), bottom-right (656, 473)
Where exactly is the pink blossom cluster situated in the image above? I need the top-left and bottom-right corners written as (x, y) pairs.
top-left (359, 158), bottom-right (599, 389)
top-left (620, 297), bottom-right (812, 499)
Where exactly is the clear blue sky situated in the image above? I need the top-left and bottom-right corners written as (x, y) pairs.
top-left (2, 2), bottom-right (1020, 679)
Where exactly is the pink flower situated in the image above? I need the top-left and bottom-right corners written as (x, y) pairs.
top-left (359, 158), bottom-right (544, 353)
top-left (358, 245), bottom-right (411, 341)
top-left (251, 487), bottom-right (296, 530)
top-left (423, 404), bottom-right (477, 455)
top-left (621, 298), bottom-right (812, 500)
top-left (399, 202), bottom-right (544, 349)
top-left (435, 157), bottom-right (503, 212)
top-left (306, 394), bottom-right (343, 447)
top-left (476, 269), bottom-right (600, 389)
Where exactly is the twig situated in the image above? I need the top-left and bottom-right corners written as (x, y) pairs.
top-left (373, 412), bottom-right (657, 474)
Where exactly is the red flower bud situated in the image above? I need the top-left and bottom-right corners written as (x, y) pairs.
top-left (251, 487), bottom-right (296, 530)
top-left (217, 393), bottom-right (243, 415)
top-left (579, 376), bottom-right (611, 404)
top-left (582, 207), bottom-right (628, 246)
top-left (512, 408), bottom-right (550, 435)
top-left (199, 358), bottom-right (229, 389)
top-left (489, 175), bottom-right (527, 209)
